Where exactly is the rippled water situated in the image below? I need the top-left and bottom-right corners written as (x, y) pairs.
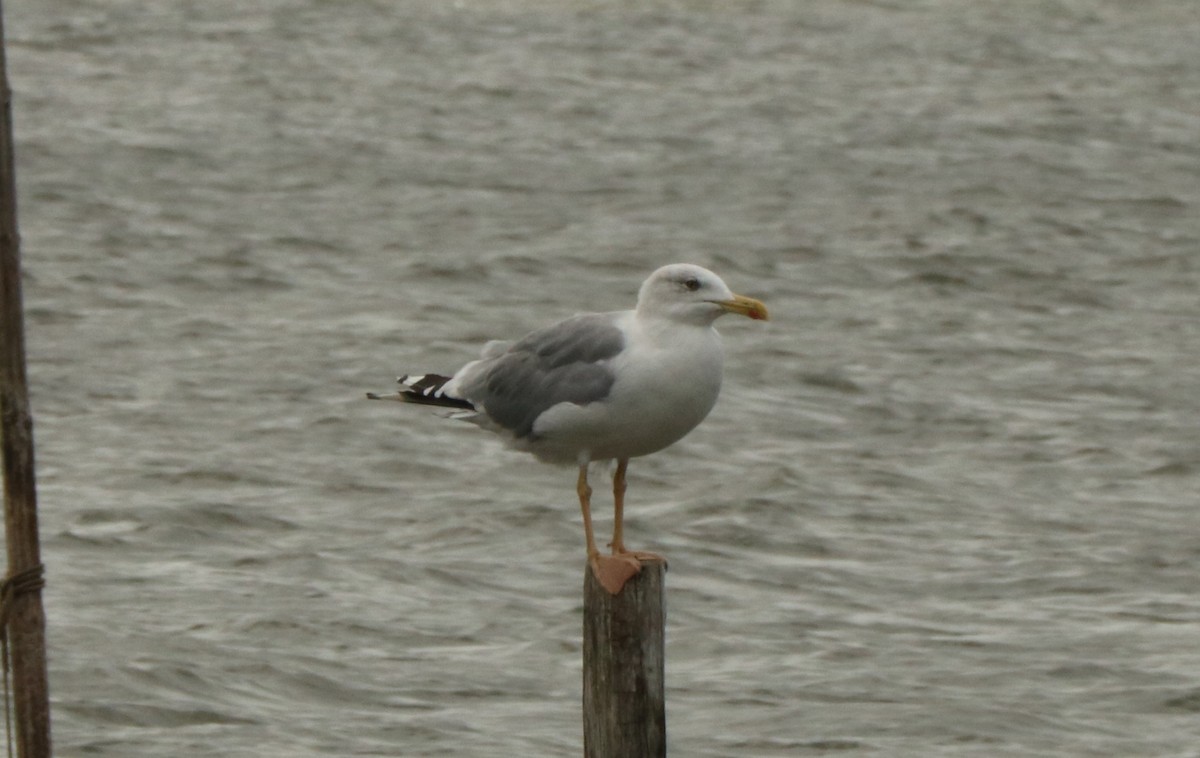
top-left (7, 1), bottom-right (1200, 755)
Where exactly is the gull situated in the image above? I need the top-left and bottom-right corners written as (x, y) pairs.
top-left (368, 263), bottom-right (768, 593)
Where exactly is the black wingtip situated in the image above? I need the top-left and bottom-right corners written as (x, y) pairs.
top-left (396, 391), bottom-right (475, 410)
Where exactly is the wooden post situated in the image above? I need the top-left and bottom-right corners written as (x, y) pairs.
top-left (582, 558), bottom-right (666, 758)
top-left (0, 1), bottom-right (53, 755)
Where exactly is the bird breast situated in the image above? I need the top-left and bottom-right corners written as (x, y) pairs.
top-left (593, 323), bottom-right (725, 459)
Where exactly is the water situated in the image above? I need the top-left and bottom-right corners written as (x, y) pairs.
top-left (7, 1), bottom-right (1200, 755)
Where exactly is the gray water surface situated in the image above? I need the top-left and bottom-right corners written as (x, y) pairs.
top-left (8, 1), bottom-right (1200, 755)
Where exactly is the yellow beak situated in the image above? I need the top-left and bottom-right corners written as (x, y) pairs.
top-left (715, 293), bottom-right (769, 321)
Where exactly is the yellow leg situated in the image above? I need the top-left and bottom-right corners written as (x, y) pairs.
top-left (610, 458), bottom-right (665, 564)
top-left (611, 458), bottom-right (628, 554)
top-left (578, 462), bottom-right (640, 594)
top-left (577, 463), bottom-right (599, 558)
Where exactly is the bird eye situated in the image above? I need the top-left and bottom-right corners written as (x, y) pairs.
top-left (683, 277), bottom-right (701, 292)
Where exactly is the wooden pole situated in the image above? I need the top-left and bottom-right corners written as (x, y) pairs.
top-left (0, 0), bottom-right (52, 755)
top-left (582, 558), bottom-right (666, 758)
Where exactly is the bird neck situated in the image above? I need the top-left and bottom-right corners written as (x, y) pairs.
top-left (634, 311), bottom-right (719, 344)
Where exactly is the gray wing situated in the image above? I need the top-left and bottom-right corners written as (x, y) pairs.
top-left (458, 312), bottom-right (626, 439)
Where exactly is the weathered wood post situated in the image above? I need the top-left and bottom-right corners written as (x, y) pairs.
top-left (0, 1), bottom-right (53, 755)
top-left (582, 558), bottom-right (666, 757)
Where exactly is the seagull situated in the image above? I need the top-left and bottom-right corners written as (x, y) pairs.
top-left (368, 263), bottom-right (768, 594)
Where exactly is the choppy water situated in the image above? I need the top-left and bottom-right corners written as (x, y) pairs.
top-left (7, 1), bottom-right (1200, 755)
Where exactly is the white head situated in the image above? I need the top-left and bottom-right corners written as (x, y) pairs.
top-left (635, 263), bottom-right (769, 326)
